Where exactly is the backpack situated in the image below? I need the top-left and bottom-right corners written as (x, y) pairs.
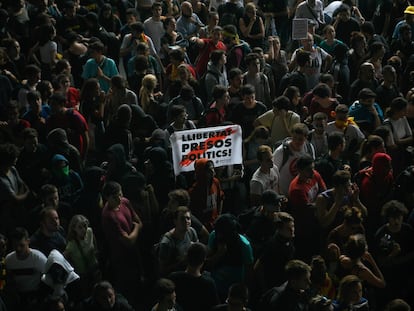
top-left (219, 3), bottom-right (239, 27)
top-left (198, 70), bottom-right (220, 107)
top-left (197, 107), bottom-right (221, 128)
top-left (274, 137), bottom-right (314, 170)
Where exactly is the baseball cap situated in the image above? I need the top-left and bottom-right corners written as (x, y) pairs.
top-left (404, 6), bottom-right (414, 14)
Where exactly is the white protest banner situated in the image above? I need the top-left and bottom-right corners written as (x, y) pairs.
top-left (170, 125), bottom-right (243, 175)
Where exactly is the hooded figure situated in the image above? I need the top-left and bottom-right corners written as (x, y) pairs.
top-left (144, 147), bottom-right (175, 208)
top-left (49, 154), bottom-right (83, 206)
top-left (74, 166), bottom-right (105, 242)
top-left (189, 159), bottom-right (224, 231)
top-left (41, 249), bottom-right (80, 300)
top-left (105, 143), bottom-right (136, 183)
top-left (358, 152), bottom-right (394, 237)
top-left (47, 128), bottom-right (83, 173)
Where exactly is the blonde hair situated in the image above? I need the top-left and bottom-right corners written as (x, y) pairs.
top-left (139, 74), bottom-right (157, 113)
top-left (67, 214), bottom-right (89, 241)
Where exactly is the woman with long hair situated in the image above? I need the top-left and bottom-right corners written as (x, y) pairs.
top-left (54, 73), bottom-right (80, 110)
top-left (80, 78), bottom-right (106, 152)
top-left (139, 74), bottom-right (164, 125)
top-left (359, 135), bottom-right (385, 169)
top-left (64, 214), bottom-right (100, 298)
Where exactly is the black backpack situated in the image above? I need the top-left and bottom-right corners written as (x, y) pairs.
top-left (197, 107), bottom-right (221, 128)
top-left (198, 70), bottom-right (220, 107)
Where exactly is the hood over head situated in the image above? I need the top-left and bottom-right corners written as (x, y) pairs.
top-left (372, 152), bottom-right (392, 178)
top-left (48, 128), bottom-right (70, 150)
top-left (41, 249), bottom-right (79, 291)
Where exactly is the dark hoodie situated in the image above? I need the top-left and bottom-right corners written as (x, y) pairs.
top-left (189, 158), bottom-right (224, 231)
top-left (74, 166), bottom-right (105, 242)
top-left (105, 143), bottom-right (136, 184)
top-left (47, 128), bottom-right (83, 173)
top-left (145, 147), bottom-right (175, 208)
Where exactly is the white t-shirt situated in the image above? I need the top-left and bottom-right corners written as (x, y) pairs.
top-left (5, 249), bottom-right (47, 293)
top-left (273, 139), bottom-right (315, 195)
top-left (144, 17), bottom-right (165, 53)
top-left (385, 117), bottom-right (413, 145)
top-left (250, 166), bottom-right (280, 196)
top-left (39, 40), bottom-right (57, 64)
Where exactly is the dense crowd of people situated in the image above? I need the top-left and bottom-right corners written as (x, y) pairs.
top-left (1, 0), bottom-right (414, 310)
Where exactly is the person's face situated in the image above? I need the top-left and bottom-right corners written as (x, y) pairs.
top-left (31, 97), bottom-right (42, 114)
top-left (218, 91), bottom-right (230, 106)
top-left (292, 93), bottom-right (301, 106)
top-left (383, 68), bottom-right (396, 83)
top-left (301, 36), bottom-right (314, 50)
top-left (126, 14), bottom-right (137, 25)
top-left (279, 220), bottom-right (295, 239)
top-left (11, 41), bottom-right (20, 57)
top-left (107, 190), bottom-right (122, 208)
top-left (168, 18), bottom-right (177, 31)
top-left (8, 107), bottom-right (19, 122)
top-left (43, 210), bottom-right (60, 232)
top-left (243, 93), bottom-right (255, 107)
top-left (348, 282), bottom-right (363, 304)
top-left (182, 4), bottom-right (193, 17)
top-left (75, 221), bottom-right (88, 239)
top-left (24, 135), bottom-right (38, 153)
top-left (50, 101), bottom-right (64, 115)
top-left (45, 190), bottom-right (59, 208)
top-left (325, 27), bottom-right (336, 40)
top-left (231, 74), bottom-right (243, 88)
top-left (246, 6), bottom-right (256, 18)
top-left (314, 95), bottom-right (331, 107)
top-left (291, 133), bottom-right (306, 151)
top-left (388, 215), bottom-right (403, 232)
top-left (295, 271), bottom-right (312, 291)
top-left (338, 11), bottom-right (350, 21)
top-left (313, 118), bottom-right (327, 133)
top-left (209, 15), bottom-right (219, 27)
top-left (206, 161), bottom-right (216, 180)
top-left (261, 151), bottom-right (274, 170)
top-left (49, 263), bottom-right (68, 284)
top-left (360, 65), bottom-right (375, 80)
top-left (153, 6), bottom-right (162, 17)
top-left (102, 9), bottom-right (111, 19)
top-left (65, 6), bottom-right (75, 18)
top-left (220, 53), bottom-right (227, 65)
top-left (96, 288), bottom-right (116, 309)
top-left (212, 30), bottom-right (222, 43)
top-left (176, 111), bottom-right (188, 124)
top-left (360, 98), bottom-right (375, 107)
top-left (248, 58), bottom-right (260, 73)
top-left (175, 211), bottom-right (191, 230)
top-left (373, 142), bottom-right (386, 154)
top-left (302, 163), bottom-right (315, 179)
top-left (14, 238), bottom-right (30, 259)
top-left (60, 78), bottom-right (71, 90)
top-left (91, 50), bottom-right (103, 62)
